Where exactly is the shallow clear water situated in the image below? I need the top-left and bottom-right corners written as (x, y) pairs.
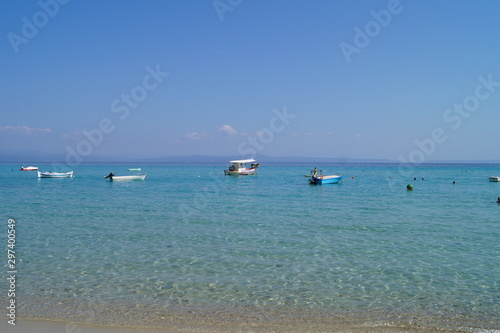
top-left (1, 162), bottom-right (499, 330)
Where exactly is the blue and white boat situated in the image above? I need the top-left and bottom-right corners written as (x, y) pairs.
top-left (309, 174), bottom-right (343, 184)
top-left (308, 169), bottom-right (343, 184)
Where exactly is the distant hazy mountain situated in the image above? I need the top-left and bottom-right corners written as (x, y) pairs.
top-left (145, 155), bottom-right (393, 163)
top-left (0, 149), bottom-right (138, 163)
top-left (0, 149), bottom-right (65, 163)
top-left (2, 149), bottom-right (498, 164)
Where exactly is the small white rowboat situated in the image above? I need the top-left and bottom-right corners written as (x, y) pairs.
top-left (105, 172), bottom-right (147, 181)
top-left (38, 171), bottom-right (74, 178)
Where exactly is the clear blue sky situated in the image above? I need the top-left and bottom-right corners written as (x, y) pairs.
top-left (2, 0), bottom-right (500, 161)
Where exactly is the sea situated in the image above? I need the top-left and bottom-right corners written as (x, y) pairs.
top-left (1, 162), bottom-right (499, 332)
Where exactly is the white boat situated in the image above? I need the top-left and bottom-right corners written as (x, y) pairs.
top-left (489, 177), bottom-right (500, 182)
top-left (38, 171), bottom-right (74, 178)
top-left (20, 165), bottom-right (38, 171)
top-left (224, 159), bottom-right (260, 176)
top-left (104, 172), bottom-right (147, 181)
top-left (128, 168), bottom-right (141, 171)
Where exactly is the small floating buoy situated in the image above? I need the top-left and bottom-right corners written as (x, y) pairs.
top-left (406, 184), bottom-right (413, 191)
top-left (352, 176), bottom-right (354, 179)
top-left (452, 181), bottom-right (456, 184)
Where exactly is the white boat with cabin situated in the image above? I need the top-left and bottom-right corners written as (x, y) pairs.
top-left (224, 158), bottom-right (260, 176)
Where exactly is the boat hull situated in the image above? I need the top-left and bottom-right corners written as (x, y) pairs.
top-left (489, 177), bottom-right (500, 182)
top-left (224, 168), bottom-right (257, 176)
top-left (38, 171), bottom-right (74, 178)
top-left (109, 174), bottom-right (147, 181)
top-left (310, 175), bottom-right (343, 185)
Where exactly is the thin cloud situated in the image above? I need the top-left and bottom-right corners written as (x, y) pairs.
top-left (183, 131), bottom-right (208, 140)
top-left (219, 124), bottom-right (237, 136)
top-left (0, 125), bottom-right (52, 135)
top-left (184, 125), bottom-right (238, 141)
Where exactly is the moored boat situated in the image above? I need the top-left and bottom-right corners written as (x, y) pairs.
top-left (489, 176), bottom-right (500, 182)
top-left (105, 172), bottom-right (147, 181)
top-left (128, 168), bottom-right (141, 171)
top-left (224, 159), bottom-right (260, 176)
top-left (309, 174), bottom-right (343, 184)
top-left (308, 168), bottom-right (343, 184)
top-left (38, 171), bottom-right (74, 178)
top-left (20, 165), bottom-right (38, 171)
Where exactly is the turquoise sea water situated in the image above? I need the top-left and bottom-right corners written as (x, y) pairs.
top-left (1, 162), bottom-right (499, 331)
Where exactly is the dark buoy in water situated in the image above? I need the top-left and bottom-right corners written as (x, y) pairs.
top-left (406, 184), bottom-right (413, 191)
top-left (497, 197), bottom-right (500, 204)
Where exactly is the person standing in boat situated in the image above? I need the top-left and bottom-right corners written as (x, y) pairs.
top-left (312, 167), bottom-right (317, 176)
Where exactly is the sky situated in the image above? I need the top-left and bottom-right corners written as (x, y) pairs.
top-left (2, 0), bottom-right (500, 162)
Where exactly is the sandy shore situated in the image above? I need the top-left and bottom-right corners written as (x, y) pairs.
top-left (3, 297), bottom-right (492, 333)
top-left (0, 317), bottom-right (479, 333)
top-left (0, 319), bottom-right (175, 333)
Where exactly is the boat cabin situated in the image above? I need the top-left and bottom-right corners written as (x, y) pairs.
top-left (227, 159), bottom-right (256, 172)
